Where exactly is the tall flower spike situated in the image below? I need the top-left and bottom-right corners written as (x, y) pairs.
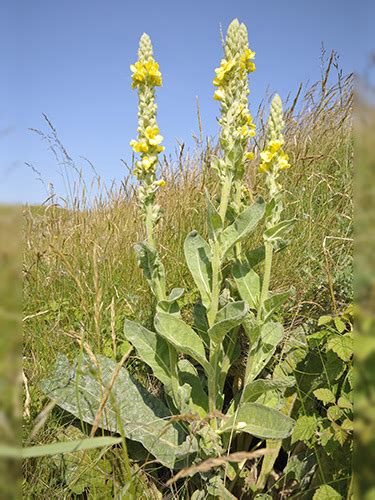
top-left (130, 33), bottom-right (165, 237)
top-left (213, 18), bottom-right (256, 219)
top-left (259, 94), bottom-right (290, 180)
top-left (259, 94), bottom-right (290, 227)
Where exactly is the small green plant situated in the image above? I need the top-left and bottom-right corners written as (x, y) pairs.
top-left (287, 306), bottom-right (353, 498)
top-left (38, 19), bottom-right (338, 498)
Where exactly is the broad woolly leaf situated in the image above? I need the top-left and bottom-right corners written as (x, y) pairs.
top-left (264, 219), bottom-right (296, 242)
top-left (220, 402), bottom-right (295, 439)
top-left (154, 312), bottom-right (209, 373)
top-left (245, 322), bottom-right (284, 384)
top-left (220, 198), bottom-right (265, 259)
top-left (184, 231), bottom-right (212, 310)
top-left (157, 288), bottom-right (184, 315)
top-left (178, 359), bottom-right (208, 417)
top-left (291, 415), bottom-right (319, 444)
top-left (264, 289), bottom-right (293, 321)
top-left (205, 190), bottom-right (222, 240)
top-left (242, 377), bottom-right (295, 404)
top-left (233, 260), bottom-right (260, 309)
top-left (208, 301), bottom-right (248, 344)
top-left (123, 319), bottom-right (172, 390)
top-left (313, 388), bottom-right (336, 405)
top-left (40, 354), bottom-right (188, 469)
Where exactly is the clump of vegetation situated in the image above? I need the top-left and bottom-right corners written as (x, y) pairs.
top-left (21, 18), bottom-right (353, 499)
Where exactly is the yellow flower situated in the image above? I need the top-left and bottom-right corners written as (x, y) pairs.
top-left (130, 59), bottom-right (162, 88)
top-left (141, 156), bottom-right (157, 170)
top-left (155, 179), bottom-right (166, 187)
top-left (145, 126), bottom-right (163, 146)
top-left (269, 139), bottom-right (284, 154)
top-left (278, 152), bottom-right (290, 170)
top-left (213, 59), bottom-right (235, 86)
top-left (245, 151), bottom-right (254, 160)
top-left (213, 88), bottom-right (225, 101)
top-left (260, 150), bottom-right (275, 163)
top-left (259, 162), bottom-right (270, 173)
top-left (130, 61), bottom-right (147, 87)
top-left (144, 60), bottom-right (162, 86)
top-left (239, 48), bottom-right (256, 73)
top-left (130, 139), bottom-right (149, 153)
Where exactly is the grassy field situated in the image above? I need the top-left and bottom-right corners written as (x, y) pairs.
top-left (22, 64), bottom-right (353, 498)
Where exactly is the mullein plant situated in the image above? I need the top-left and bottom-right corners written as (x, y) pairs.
top-left (41, 20), bottom-right (299, 497)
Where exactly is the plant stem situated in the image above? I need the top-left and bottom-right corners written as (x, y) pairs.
top-left (257, 240), bottom-right (273, 323)
top-left (207, 173), bottom-right (233, 427)
top-left (145, 201), bottom-right (156, 249)
top-left (145, 201), bottom-right (180, 409)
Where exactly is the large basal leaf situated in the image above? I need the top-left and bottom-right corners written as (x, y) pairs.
top-left (123, 319), bottom-right (172, 390)
top-left (208, 301), bottom-right (248, 344)
top-left (233, 261), bottom-right (260, 309)
top-left (184, 231), bottom-right (212, 310)
top-left (245, 322), bottom-right (284, 384)
top-left (220, 402), bottom-right (295, 439)
top-left (178, 359), bottom-right (208, 418)
top-left (220, 198), bottom-right (265, 259)
top-left (154, 312), bottom-right (209, 373)
top-left (40, 354), bottom-right (191, 469)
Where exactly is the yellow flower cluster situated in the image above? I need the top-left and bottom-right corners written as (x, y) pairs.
top-left (237, 109), bottom-right (256, 139)
top-left (212, 48), bottom-right (255, 101)
top-left (130, 126), bottom-right (165, 178)
top-left (239, 48), bottom-right (256, 72)
top-left (130, 59), bottom-right (162, 88)
top-left (259, 139), bottom-right (290, 173)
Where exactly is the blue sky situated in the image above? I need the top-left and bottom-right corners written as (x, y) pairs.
top-left (1, 0), bottom-right (372, 204)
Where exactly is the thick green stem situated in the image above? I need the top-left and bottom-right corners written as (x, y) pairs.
top-left (233, 179), bottom-right (243, 259)
top-left (145, 201), bottom-right (180, 409)
top-left (145, 201), bottom-right (156, 250)
top-left (257, 240), bottom-right (273, 323)
top-left (207, 173), bottom-right (233, 427)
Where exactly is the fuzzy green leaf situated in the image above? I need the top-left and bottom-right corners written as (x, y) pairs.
top-left (220, 402), bottom-right (295, 439)
top-left (40, 354), bottom-right (189, 469)
top-left (208, 301), bottom-right (248, 344)
top-left (264, 219), bottom-right (296, 242)
top-left (134, 242), bottom-right (166, 297)
top-left (184, 231), bottom-right (212, 309)
top-left (157, 288), bottom-right (184, 315)
top-left (123, 319), bottom-right (172, 389)
top-left (178, 359), bottom-right (208, 417)
top-left (154, 312), bottom-right (209, 372)
top-left (233, 261), bottom-right (260, 309)
top-left (245, 322), bottom-right (284, 383)
top-left (220, 198), bottom-right (265, 259)
top-left (242, 377), bottom-right (295, 404)
top-left (264, 289), bottom-right (293, 321)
